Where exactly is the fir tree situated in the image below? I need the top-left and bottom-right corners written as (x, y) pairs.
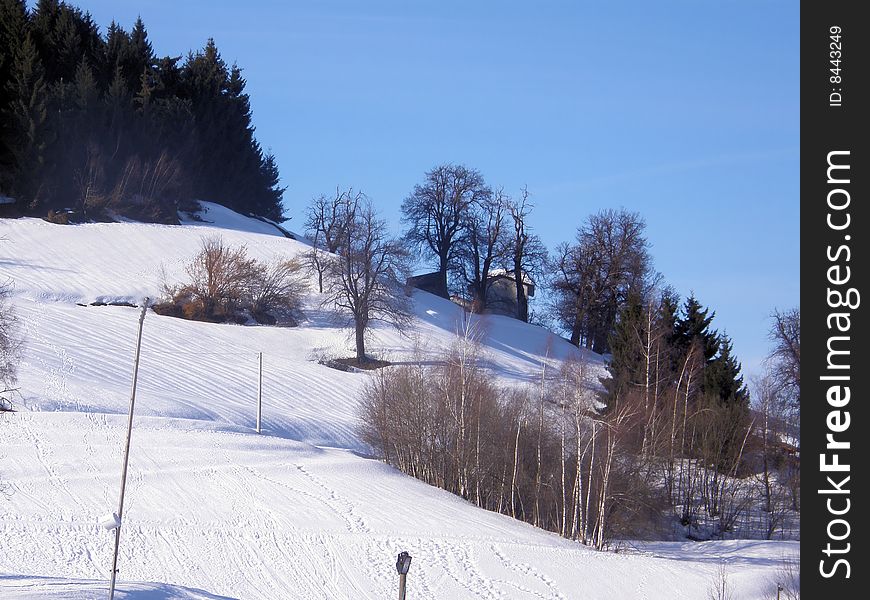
top-left (255, 151), bottom-right (286, 221)
top-left (602, 291), bottom-right (646, 404)
top-left (671, 295), bottom-right (748, 407)
top-left (0, 5), bottom-right (285, 220)
top-left (104, 21), bottom-right (129, 87)
top-left (5, 33), bottom-right (50, 205)
top-left (672, 295), bottom-right (719, 363)
top-left (703, 333), bottom-right (749, 409)
top-left (0, 0), bottom-right (28, 193)
top-left (125, 16), bottom-right (153, 92)
top-left (73, 57), bottom-right (97, 110)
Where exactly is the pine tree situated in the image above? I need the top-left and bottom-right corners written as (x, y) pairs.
top-left (703, 333), bottom-right (749, 409)
top-left (104, 21), bottom-right (129, 87)
top-left (1, 7), bottom-right (284, 220)
top-left (73, 58), bottom-right (98, 110)
top-left (30, 0), bottom-right (102, 86)
top-left (126, 16), bottom-right (154, 92)
top-left (5, 33), bottom-right (50, 206)
top-left (255, 152), bottom-right (286, 221)
top-left (0, 0), bottom-right (28, 193)
top-left (53, 6), bottom-right (83, 81)
top-left (673, 295), bottom-right (719, 363)
top-left (602, 291), bottom-right (646, 404)
top-left (29, 0), bottom-right (61, 79)
top-left (130, 17), bottom-right (152, 61)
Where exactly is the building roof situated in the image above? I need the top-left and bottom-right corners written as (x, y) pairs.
top-left (488, 268), bottom-right (535, 287)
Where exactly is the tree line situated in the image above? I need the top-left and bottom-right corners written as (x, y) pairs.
top-left (302, 164), bottom-right (654, 364)
top-left (0, 0), bottom-right (284, 222)
top-left (320, 163), bottom-right (801, 544)
top-left (359, 302), bottom-right (800, 546)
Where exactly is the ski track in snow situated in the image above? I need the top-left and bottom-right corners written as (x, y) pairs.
top-left (0, 206), bottom-right (797, 599)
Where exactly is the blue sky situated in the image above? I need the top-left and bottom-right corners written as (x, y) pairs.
top-left (71, 0), bottom-right (799, 376)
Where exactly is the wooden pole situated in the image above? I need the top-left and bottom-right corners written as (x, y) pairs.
top-left (398, 573), bottom-right (407, 600)
top-left (109, 299), bottom-right (148, 600)
top-left (256, 352), bottom-right (263, 434)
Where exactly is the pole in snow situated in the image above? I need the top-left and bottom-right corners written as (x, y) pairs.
top-left (396, 551), bottom-right (412, 600)
top-left (256, 352), bottom-right (263, 434)
top-left (108, 299), bottom-right (148, 600)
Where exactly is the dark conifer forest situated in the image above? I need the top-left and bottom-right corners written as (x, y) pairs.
top-left (0, 0), bottom-right (285, 222)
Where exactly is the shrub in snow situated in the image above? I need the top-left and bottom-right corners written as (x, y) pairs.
top-left (156, 235), bottom-right (305, 325)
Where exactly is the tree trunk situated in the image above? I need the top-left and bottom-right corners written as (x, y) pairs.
top-left (570, 312), bottom-right (583, 346)
top-left (641, 302), bottom-right (652, 457)
top-left (437, 251), bottom-right (450, 298)
top-left (534, 366), bottom-right (545, 528)
top-left (498, 464), bottom-right (507, 515)
top-left (572, 410), bottom-right (587, 543)
top-left (511, 418), bottom-right (522, 519)
top-left (514, 258), bottom-right (528, 322)
top-left (584, 420), bottom-right (596, 545)
top-left (595, 430), bottom-right (615, 551)
top-left (560, 406), bottom-right (567, 537)
top-left (355, 320), bottom-right (366, 361)
top-left (475, 395), bottom-right (482, 507)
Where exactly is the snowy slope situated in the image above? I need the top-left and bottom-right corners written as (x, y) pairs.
top-left (0, 206), bottom-right (797, 599)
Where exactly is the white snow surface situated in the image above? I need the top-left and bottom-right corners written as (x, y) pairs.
top-left (0, 204), bottom-right (797, 599)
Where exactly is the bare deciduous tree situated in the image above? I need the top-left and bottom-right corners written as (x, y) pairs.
top-left (773, 557), bottom-right (800, 600)
top-left (457, 188), bottom-right (509, 312)
top-left (401, 164), bottom-right (489, 298)
top-left (707, 562), bottom-right (734, 600)
top-left (304, 188), bottom-right (361, 293)
top-left (751, 373), bottom-right (795, 539)
top-left (1, 279), bottom-right (23, 411)
top-left (322, 200), bottom-right (411, 362)
top-left (767, 307), bottom-right (800, 409)
top-left (551, 209), bottom-right (651, 352)
top-left (508, 186), bottom-right (547, 323)
top-left (248, 258), bottom-right (306, 324)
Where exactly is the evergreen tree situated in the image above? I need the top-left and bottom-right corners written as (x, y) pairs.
top-left (103, 21), bottom-right (129, 88)
top-left (0, 5), bottom-right (285, 220)
top-left (602, 290), bottom-right (646, 403)
top-left (672, 295), bottom-right (749, 423)
top-left (29, 0), bottom-right (60, 76)
top-left (0, 0), bottom-right (28, 193)
top-left (52, 6), bottom-right (83, 81)
top-left (73, 57), bottom-right (97, 110)
top-left (124, 16), bottom-right (153, 92)
top-left (31, 0), bottom-right (102, 85)
top-left (672, 295), bottom-right (719, 363)
top-left (254, 151), bottom-right (286, 221)
top-left (603, 287), bottom-right (680, 427)
top-left (703, 333), bottom-right (749, 409)
top-left (5, 33), bottom-right (50, 206)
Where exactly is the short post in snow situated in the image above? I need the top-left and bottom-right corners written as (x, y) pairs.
top-left (776, 582), bottom-right (783, 600)
top-left (108, 299), bottom-right (148, 600)
top-left (396, 551), bottom-right (412, 600)
top-left (256, 352), bottom-right (263, 434)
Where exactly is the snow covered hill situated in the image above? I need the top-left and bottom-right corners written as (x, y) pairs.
top-left (0, 205), bottom-right (797, 599)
